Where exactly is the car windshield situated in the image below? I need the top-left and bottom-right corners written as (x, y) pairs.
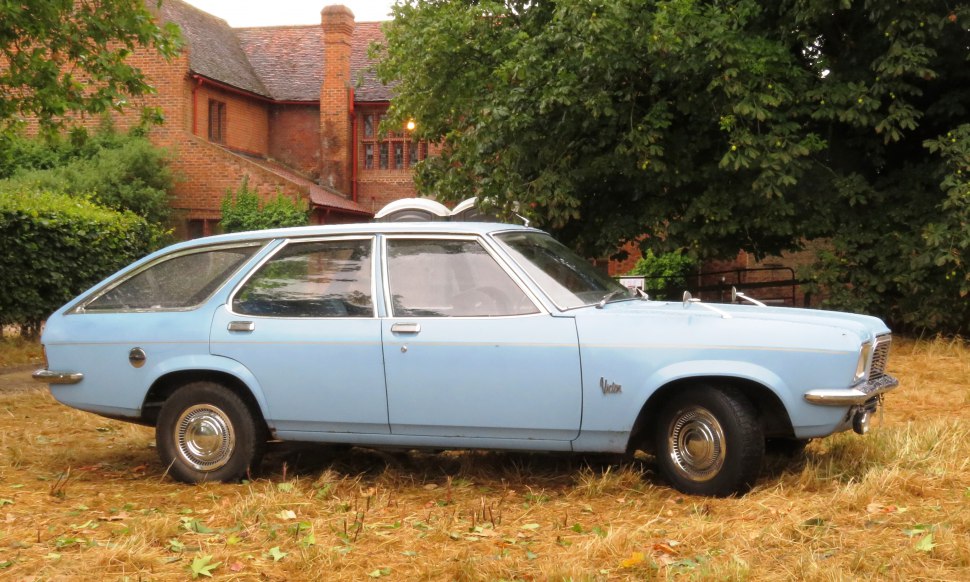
top-left (496, 231), bottom-right (631, 309)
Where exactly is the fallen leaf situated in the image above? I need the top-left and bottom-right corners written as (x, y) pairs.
top-left (620, 551), bottom-right (646, 568)
top-left (902, 524), bottom-right (933, 537)
top-left (189, 555), bottom-right (220, 578)
top-left (914, 534), bottom-right (936, 553)
top-left (265, 546), bottom-right (287, 562)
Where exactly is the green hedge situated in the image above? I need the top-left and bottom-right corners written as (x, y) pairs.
top-left (0, 190), bottom-right (165, 336)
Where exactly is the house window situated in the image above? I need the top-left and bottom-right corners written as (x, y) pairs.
top-left (358, 110), bottom-right (426, 172)
top-left (208, 100), bottom-right (227, 144)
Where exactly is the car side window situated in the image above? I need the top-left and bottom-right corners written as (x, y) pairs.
top-left (233, 239), bottom-right (373, 318)
top-left (82, 245), bottom-right (261, 312)
top-left (386, 238), bottom-right (539, 317)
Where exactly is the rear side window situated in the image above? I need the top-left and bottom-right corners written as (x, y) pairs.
top-left (82, 244), bottom-right (261, 312)
top-left (233, 239), bottom-right (374, 318)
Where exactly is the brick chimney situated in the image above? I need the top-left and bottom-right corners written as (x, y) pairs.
top-left (319, 5), bottom-right (355, 194)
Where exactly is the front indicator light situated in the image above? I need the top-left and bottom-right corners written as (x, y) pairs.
top-left (853, 342), bottom-right (873, 384)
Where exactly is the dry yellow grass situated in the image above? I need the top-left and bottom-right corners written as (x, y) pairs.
top-left (0, 337), bottom-right (967, 580)
top-left (0, 330), bottom-right (44, 368)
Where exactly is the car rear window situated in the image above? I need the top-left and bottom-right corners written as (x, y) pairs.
top-left (232, 238), bottom-right (374, 318)
top-left (80, 244), bottom-right (261, 312)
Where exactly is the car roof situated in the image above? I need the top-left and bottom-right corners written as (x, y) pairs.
top-left (162, 221), bottom-right (540, 254)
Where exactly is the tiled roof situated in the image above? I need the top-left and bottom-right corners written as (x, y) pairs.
top-left (159, 0), bottom-right (391, 103)
top-left (352, 22), bottom-right (395, 102)
top-left (238, 154), bottom-right (371, 215)
top-left (159, 0), bottom-right (268, 97)
top-left (235, 26), bottom-right (323, 102)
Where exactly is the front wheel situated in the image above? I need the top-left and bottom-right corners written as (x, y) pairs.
top-left (156, 382), bottom-right (266, 483)
top-left (654, 386), bottom-right (764, 497)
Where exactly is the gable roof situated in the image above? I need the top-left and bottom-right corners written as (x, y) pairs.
top-left (235, 25), bottom-right (324, 102)
top-left (159, 0), bottom-right (390, 103)
top-left (159, 0), bottom-right (268, 97)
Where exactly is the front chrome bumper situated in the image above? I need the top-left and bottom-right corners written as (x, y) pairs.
top-left (804, 374), bottom-right (899, 406)
top-left (32, 369), bottom-right (84, 385)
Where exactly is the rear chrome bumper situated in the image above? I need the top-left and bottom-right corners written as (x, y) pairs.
top-left (804, 374), bottom-right (899, 406)
top-left (32, 369), bottom-right (84, 385)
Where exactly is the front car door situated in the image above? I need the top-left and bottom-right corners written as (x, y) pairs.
top-left (210, 236), bottom-right (389, 436)
top-left (380, 235), bottom-right (582, 444)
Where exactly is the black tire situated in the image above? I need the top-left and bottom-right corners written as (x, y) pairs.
top-left (156, 381), bottom-right (266, 483)
top-left (654, 386), bottom-right (764, 497)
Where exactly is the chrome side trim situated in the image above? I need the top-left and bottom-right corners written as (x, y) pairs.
top-left (32, 369), bottom-right (84, 385)
top-left (804, 374), bottom-right (899, 406)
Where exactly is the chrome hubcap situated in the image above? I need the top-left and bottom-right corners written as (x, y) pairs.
top-left (668, 406), bottom-right (725, 482)
top-left (175, 404), bottom-right (235, 471)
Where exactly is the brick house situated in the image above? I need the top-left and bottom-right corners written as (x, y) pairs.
top-left (110, 1), bottom-right (424, 238)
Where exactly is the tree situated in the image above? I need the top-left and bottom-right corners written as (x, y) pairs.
top-left (0, 0), bottom-right (181, 135)
top-left (220, 177), bottom-right (309, 233)
top-left (377, 0), bottom-right (969, 333)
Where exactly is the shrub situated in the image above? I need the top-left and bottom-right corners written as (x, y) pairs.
top-left (626, 250), bottom-right (696, 299)
top-left (220, 177), bottom-right (309, 233)
top-left (0, 127), bottom-right (175, 225)
top-left (0, 189), bottom-right (165, 337)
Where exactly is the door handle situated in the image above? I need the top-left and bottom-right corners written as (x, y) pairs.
top-left (227, 321), bottom-right (255, 332)
top-left (390, 322), bottom-right (421, 334)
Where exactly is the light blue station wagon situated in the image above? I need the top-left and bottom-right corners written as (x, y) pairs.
top-left (34, 221), bottom-right (898, 496)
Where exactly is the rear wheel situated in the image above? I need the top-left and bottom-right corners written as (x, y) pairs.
top-left (654, 386), bottom-right (764, 497)
top-left (156, 381), bottom-right (266, 483)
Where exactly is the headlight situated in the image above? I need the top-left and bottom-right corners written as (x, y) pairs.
top-left (853, 342), bottom-right (873, 384)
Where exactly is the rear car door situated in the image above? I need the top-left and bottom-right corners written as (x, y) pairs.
top-left (210, 236), bottom-right (389, 435)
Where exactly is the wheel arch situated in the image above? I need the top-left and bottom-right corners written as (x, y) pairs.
top-left (626, 375), bottom-right (794, 454)
top-left (141, 369), bottom-right (270, 436)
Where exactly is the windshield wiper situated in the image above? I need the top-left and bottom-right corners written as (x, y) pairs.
top-left (597, 289), bottom-right (626, 309)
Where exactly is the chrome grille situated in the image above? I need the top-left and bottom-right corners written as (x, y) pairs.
top-left (870, 335), bottom-right (892, 380)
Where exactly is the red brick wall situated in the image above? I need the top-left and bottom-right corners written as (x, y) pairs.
top-left (356, 178), bottom-right (420, 215)
top-left (105, 49), bottom-right (189, 145)
top-left (606, 241), bottom-right (644, 276)
top-left (170, 135), bottom-right (309, 216)
top-left (14, 40), bottom-right (191, 147)
top-left (192, 84), bottom-right (269, 155)
top-left (269, 103), bottom-right (321, 179)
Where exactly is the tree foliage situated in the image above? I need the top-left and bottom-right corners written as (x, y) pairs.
top-left (378, 0), bottom-right (969, 333)
top-left (220, 177), bottom-right (309, 233)
top-left (0, 0), bottom-right (181, 135)
top-left (0, 126), bottom-right (175, 225)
